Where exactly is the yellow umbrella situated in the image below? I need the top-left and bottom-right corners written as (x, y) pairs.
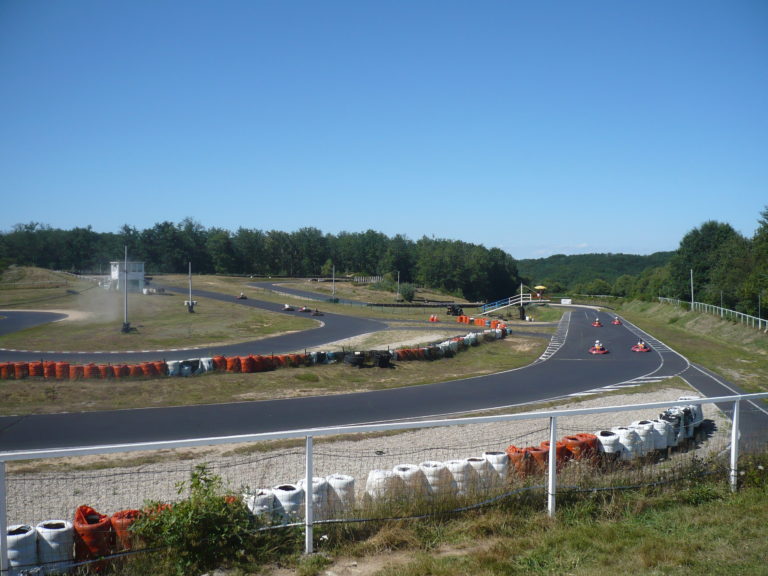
top-left (534, 285), bottom-right (547, 290)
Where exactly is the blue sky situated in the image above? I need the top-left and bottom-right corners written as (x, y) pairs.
top-left (1, 1), bottom-right (766, 260)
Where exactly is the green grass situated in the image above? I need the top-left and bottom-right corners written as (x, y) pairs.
top-left (617, 300), bottom-right (768, 394)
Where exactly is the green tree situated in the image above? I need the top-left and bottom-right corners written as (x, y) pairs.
top-left (668, 220), bottom-right (744, 302)
top-left (206, 228), bottom-right (239, 274)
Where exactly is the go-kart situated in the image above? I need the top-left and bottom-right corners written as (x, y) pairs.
top-left (236, 293), bottom-right (248, 300)
top-left (631, 342), bottom-right (651, 352)
top-left (592, 319), bottom-right (603, 327)
top-left (611, 317), bottom-right (621, 325)
top-left (311, 309), bottom-right (323, 316)
top-left (298, 306), bottom-right (311, 313)
top-left (283, 304), bottom-right (295, 311)
top-left (589, 344), bottom-right (609, 354)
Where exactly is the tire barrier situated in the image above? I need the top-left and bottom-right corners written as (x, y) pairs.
top-left (296, 476), bottom-right (330, 520)
top-left (243, 489), bottom-right (277, 519)
top-left (36, 520), bottom-right (74, 575)
top-left (365, 469), bottom-right (406, 501)
top-left (0, 362), bottom-right (12, 379)
top-left (73, 505), bottom-right (113, 566)
top-left (482, 451), bottom-right (509, 484)
top-left (419, 461), bottom-right (457, 498)
top-left (0, 326), bottom-right (511, 381)
top-left (6, 523), bottom-right (37, 574)
top-left (326, 473), bottom-right (356, 516)
top-left (444, 459), bottom-right (479, 496)
top-left (111, 509), bottom-right (141, 552)
top-left (392, 464), bottom-right (431, 499)
top-left (394, 329), bottom-right (507, 362)
top-left (466, 456), bottom-right (501, 492)
top-left (272, 484), bottom-right (304, 521)
top-left (540, 440), bottom-right (570, 471)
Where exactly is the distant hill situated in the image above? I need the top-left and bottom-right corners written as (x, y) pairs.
top-left (516, 252), bottom-right (674, 290)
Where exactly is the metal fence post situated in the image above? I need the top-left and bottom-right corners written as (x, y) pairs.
top-left (547, 416), bottom-right (557, 517)
top-left (729, 400), bottom-right (740, 493)
top-left (0, 461), bottom-right (8, 575)
top-left (305, 435), bottom-right (314, 554)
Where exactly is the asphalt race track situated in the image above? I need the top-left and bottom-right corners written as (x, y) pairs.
top-left (1, 289), bottom-right (766, 453)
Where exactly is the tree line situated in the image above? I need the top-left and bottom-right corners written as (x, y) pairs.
top-left (2, 207), bottom-right (766, 313)
top-left (0, 220), bottom-right (521, 302)
top-left (519, 207), bottom-right (768, 318)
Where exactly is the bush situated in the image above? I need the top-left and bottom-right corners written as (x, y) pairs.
top-left (132, 464), bottom-right (254, 576)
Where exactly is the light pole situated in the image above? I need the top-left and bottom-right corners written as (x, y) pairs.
top-left (121, 245), bottom-right (130, 333)
top-left (186, 261), bottom-right (196, 313)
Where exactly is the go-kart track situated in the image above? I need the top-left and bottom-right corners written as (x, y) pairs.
top-left (0, 283), bottom-right (766, 453)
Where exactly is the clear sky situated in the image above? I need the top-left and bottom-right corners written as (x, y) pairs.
top-left (1, 1), bottom-right (766, 260)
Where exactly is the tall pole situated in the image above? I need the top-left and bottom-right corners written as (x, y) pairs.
top-left (187, 261), bottom-right (195, 313)
top-left (332, 265), bottom-right (335, 298)
top-left (690, 269), bottom-right (694, 311)
top-left (122, 245), bottom-right (130, 332)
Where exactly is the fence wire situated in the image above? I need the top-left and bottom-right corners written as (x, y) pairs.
top-left (3, 395), bottom-right (731, 527)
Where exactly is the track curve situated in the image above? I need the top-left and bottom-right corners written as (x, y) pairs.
top-left (1, 289), bottom-right (765, 452)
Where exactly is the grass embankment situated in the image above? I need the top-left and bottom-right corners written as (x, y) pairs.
top-left (618, 300), bottom-right (768, 394)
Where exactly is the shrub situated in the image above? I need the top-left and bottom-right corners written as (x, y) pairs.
top-left (133, 464), bottom-right (253, 576)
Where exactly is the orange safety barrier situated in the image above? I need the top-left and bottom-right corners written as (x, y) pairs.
top-left (240, 355), bottom-right (255, 373)
top-left (29, 361), bottom-right (44, 377)
top-left (129, 364), bottom-right (144, 377)
top-left (259, 355), bottom-right (276, 371)
top-left (251, 355), bottom-right (265, 372)
top-left (111, 509), bottom-right (141, 551)
top-left (43, 360), bottom-right (57, 379)
top-left (13, 362), bottom-right (29, 379)
top-left (212, 355), bottom-right (226, 371)
top-left (83, 364), bottom-right (100, 379)
top-left (574, 433), bottom-right (599, 459)
top-left (526, 446), bottom-right (549, 473)
top-left (74, 505), bottom-right (113, 564)
top-left (141, 362), bottom-right (157, 377)
top-left (0, 362), bottom-right (12, 379)
top-left (112, 364), bottom-right (128, 378)
top-left (98, 364), bottom-right (112, 379)
top-left (505, 445), bottom-right (531, 477)
top-left (153, 360), bottom-right (167, 376)
top-left (226, 356), bottom-right (241, 372)
top-left (70, 364), bottom-right (85, 380)
top-left (55, 361), bottom-right (70, 379)
top-left (540, 440), bottom-right (570, 470)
